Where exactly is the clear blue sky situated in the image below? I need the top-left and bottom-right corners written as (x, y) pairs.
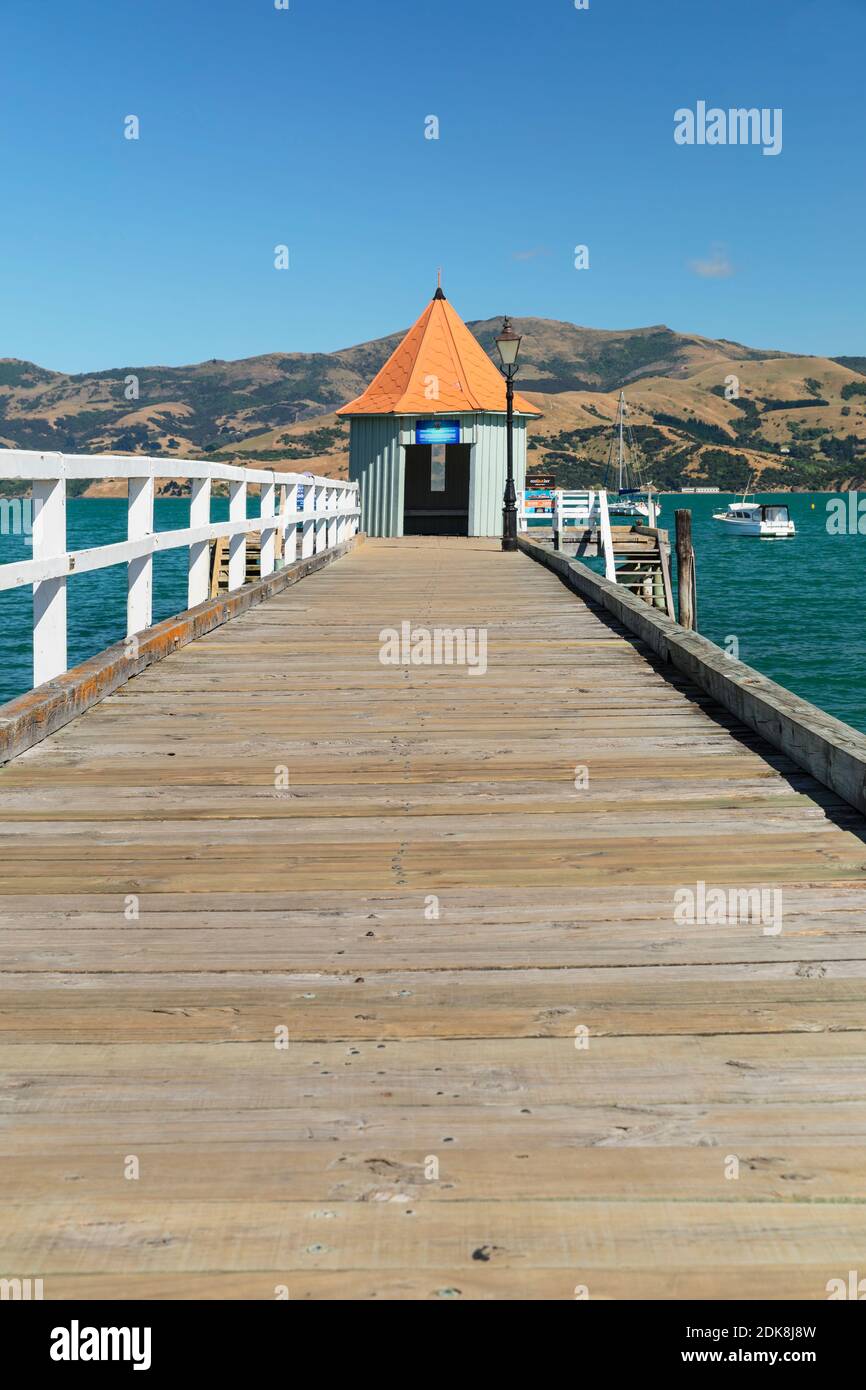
top-left (1, 0), bottom-right (863, 372)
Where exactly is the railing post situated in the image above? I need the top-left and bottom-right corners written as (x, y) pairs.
top-left (284, 482), bottom-right (299, 565)
top-left (188, 475), bottom-right (211, 608)
top-left (275, 484), bottom-right (285, 568)
top-left (553, 489), bottom-right (562, 551)
top-left (301, 480), bottom-right (315, 558)
top-left (32, 475), bottom-right (67, 685)
top-left (599, 490), bottom-right (616, 582)
top-left (228, 476), bottom-right (247, 591)
top-left (276, 484), bottom-right (286, 567)
top-left (315, 483), bottom-right (327, 553)
top-left (327, 484), bottom-right (337, 549)
top-left (260, 476), bottom-right (275, 577)
top-left (127, 473), bottom-right (154, 636)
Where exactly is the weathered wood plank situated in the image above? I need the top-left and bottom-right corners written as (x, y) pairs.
top-left (2, 536), bottom-right (866, 1299)
top-left (2, 1200), bottom-right (864, 1288)
top-left (4, 1144), bottom-right (864, 1202)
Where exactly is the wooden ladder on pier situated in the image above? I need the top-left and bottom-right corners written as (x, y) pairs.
top-left (611, 524), bottom-right (675, 619)
top-left (209, 531), bottom-right (284, 597)
top-left (534, 489), bottom-right (677, 623)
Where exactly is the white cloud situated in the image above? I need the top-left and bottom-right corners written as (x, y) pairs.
top-left (689, 245), bottom-right (735, 278)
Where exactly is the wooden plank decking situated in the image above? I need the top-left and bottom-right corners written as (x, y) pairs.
top-left (2, 535), bottom-right (866, 1300)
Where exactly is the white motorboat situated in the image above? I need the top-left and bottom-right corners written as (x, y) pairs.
top-left (712, 499), bottom-right (795, 537)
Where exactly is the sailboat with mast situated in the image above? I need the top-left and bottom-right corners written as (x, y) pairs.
top-left (602, 390), bottom-right (660, 521)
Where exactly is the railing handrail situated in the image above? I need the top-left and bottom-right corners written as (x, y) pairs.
top-left (519, 487), bottom-right (603, 528)
top-left (0, 447), bottom-right (360, 691)
top-left (0, 447), bottom-right (351, 489)
top-left (521, 487), bottom-right (616, 581)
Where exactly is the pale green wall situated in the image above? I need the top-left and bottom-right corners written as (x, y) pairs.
top-left (348, 412), bottom-right (530, 537)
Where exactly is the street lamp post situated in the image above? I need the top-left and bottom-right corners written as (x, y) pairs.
top-left (495, 316), bottom-right (522, 552)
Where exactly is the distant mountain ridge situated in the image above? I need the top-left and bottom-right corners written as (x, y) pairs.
top-left (2, 317), bottom-right (865, 493)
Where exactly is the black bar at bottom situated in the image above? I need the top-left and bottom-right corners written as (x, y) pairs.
top-left (6, 1297), bottom-right (863, 1375)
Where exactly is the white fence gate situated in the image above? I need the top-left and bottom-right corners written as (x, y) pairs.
top-left (518, 487), bottom-right (616, 581)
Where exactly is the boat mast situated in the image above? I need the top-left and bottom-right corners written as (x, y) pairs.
top-left (618, 391), bottom-right (625, 491)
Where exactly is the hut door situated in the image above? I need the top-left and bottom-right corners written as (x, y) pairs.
top-left (403, 444), bottom-right (470, 535)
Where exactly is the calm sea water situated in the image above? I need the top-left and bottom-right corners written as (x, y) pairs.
top-left (0, 498), bottom-right (230, 706)
top-left (1, 492), bottom-right (864, 734)
top-left (622, 492), bottom-right (866, 733)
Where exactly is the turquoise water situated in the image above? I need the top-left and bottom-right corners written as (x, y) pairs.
top-left (0, 498), bottom-right (233, 705)
top-left (1, 493), bottom-right (865, 735)
top-left (636, 492), bottom-right (866, 733)
top-left (658, 492), bottom-right (866, 731)
top-left (580, 491), bottom-right (866, 734)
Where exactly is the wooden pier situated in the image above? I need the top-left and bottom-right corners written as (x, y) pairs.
top-left (3, 536), bottom-right (866, 1299)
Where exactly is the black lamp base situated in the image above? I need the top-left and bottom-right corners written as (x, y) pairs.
top-left (502, 507), bottom-right (518, 551)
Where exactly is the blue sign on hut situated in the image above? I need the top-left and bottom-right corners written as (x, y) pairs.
top-left (336, 287), bottom-right (542, 537)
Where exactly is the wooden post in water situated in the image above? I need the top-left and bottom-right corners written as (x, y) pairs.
top-left (674, 509), bottom-right (696, 630)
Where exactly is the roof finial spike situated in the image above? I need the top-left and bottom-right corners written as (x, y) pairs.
top-left (434, 268), bottom-right (446, 300)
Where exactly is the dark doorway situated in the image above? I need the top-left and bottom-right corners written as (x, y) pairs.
top-left (403, 444), bottom-right (470, 535)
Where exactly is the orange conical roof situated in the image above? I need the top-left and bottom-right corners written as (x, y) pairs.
top-left (337, 290), bottom-right (541, 417)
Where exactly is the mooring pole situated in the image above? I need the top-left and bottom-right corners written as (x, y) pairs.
top-left (674, 508), bottom-right (696, 630)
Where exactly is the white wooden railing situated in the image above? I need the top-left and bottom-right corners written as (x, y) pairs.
top-left (519, 487), bottom-right (616, 581)
top-left (0, 450), bottom-right (360, 688)
top-left (519, 487), bottom-right (599, 530)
